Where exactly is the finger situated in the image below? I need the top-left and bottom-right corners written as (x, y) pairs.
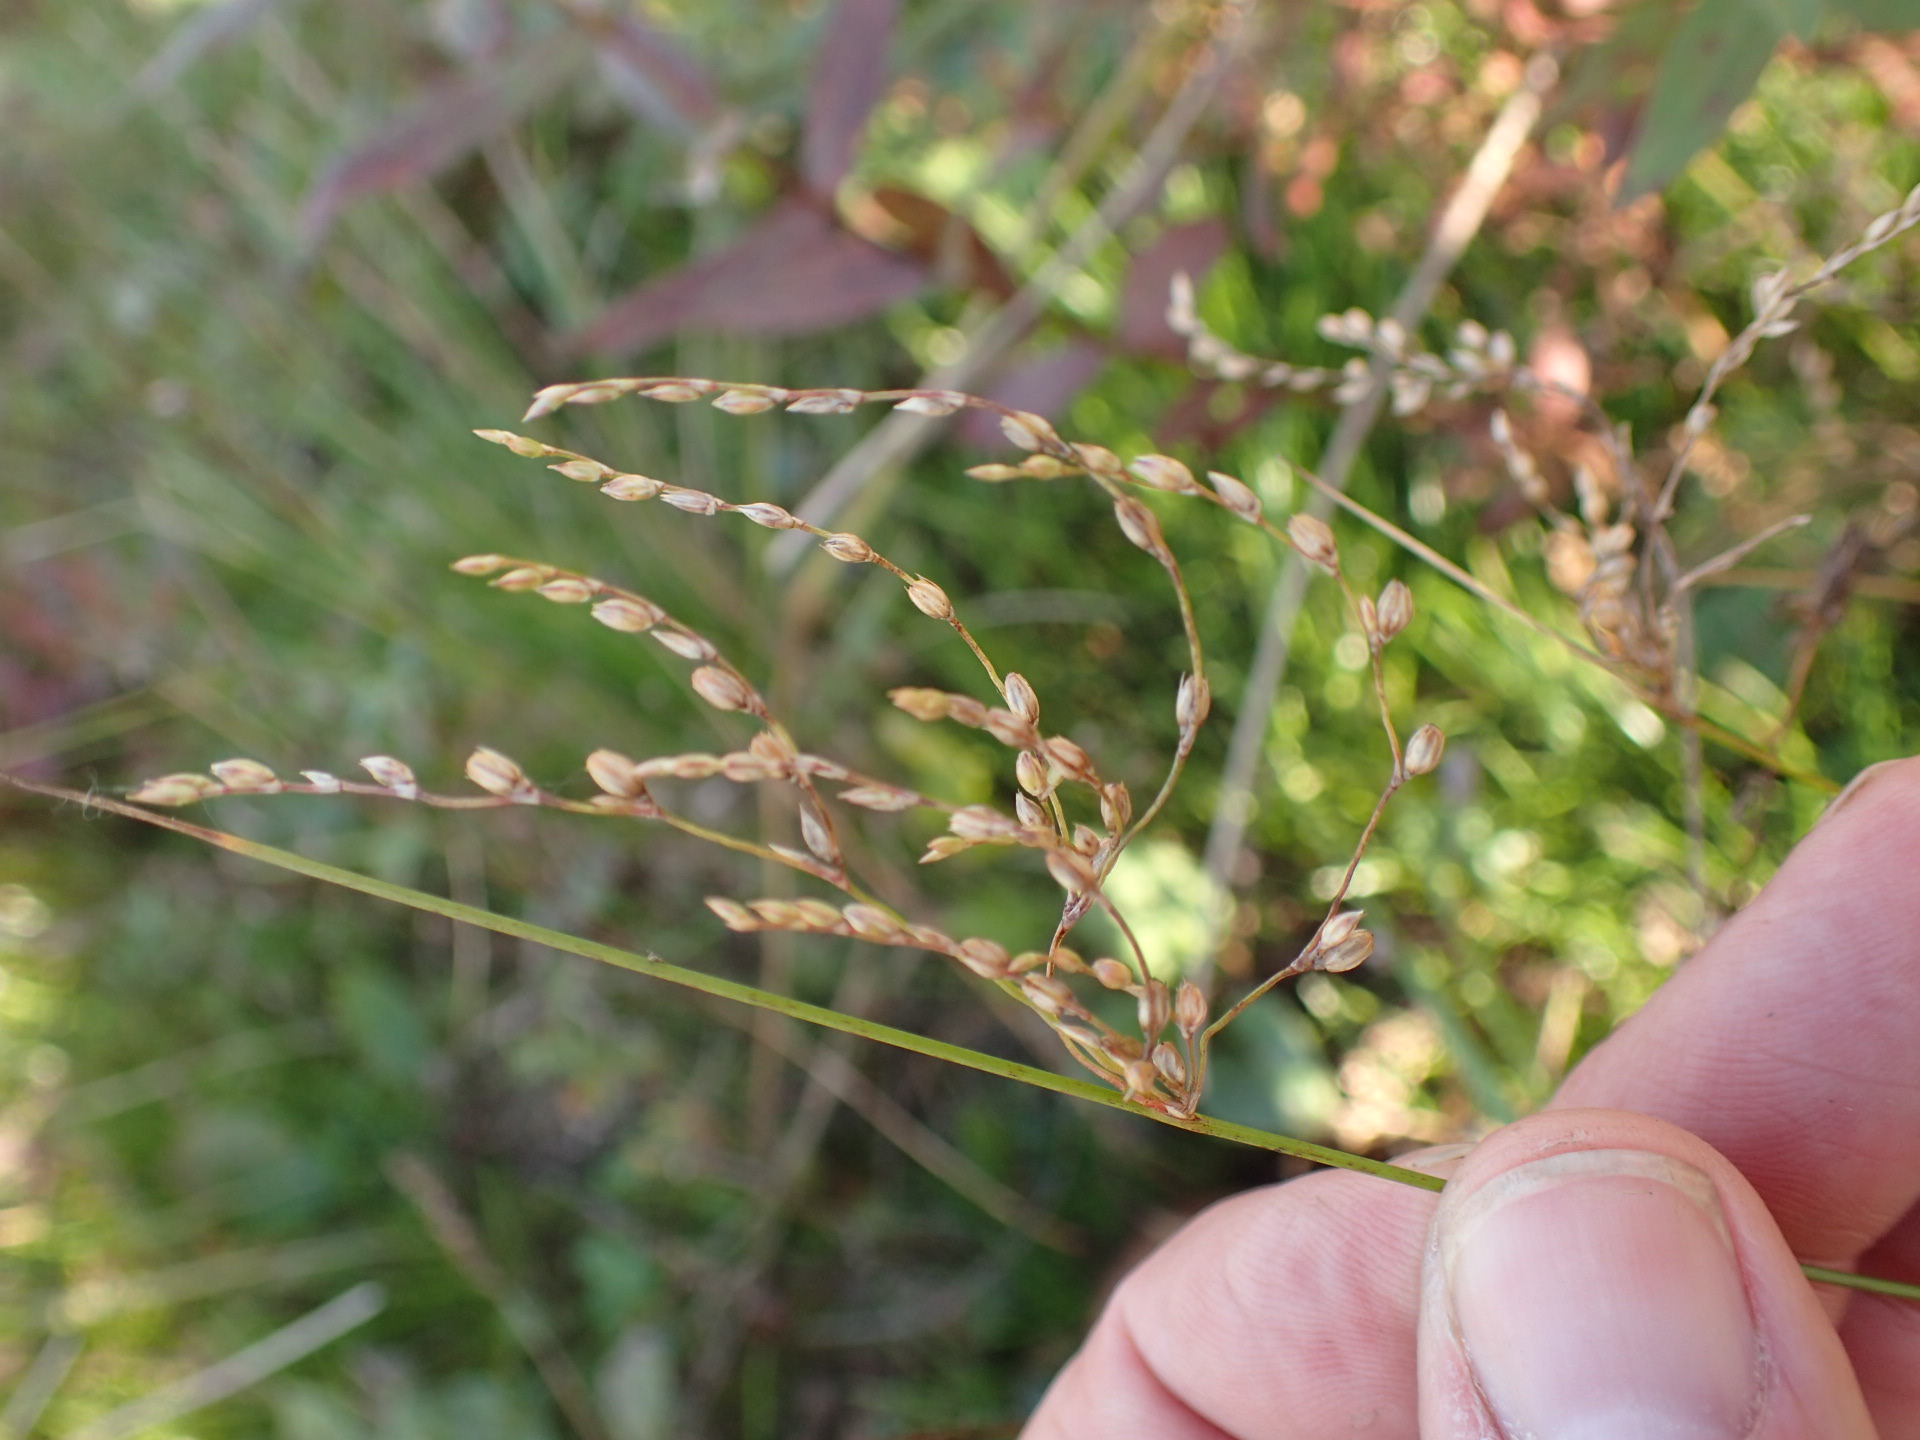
top-left (1421, 1111), bottom-right (1876, 1440)
top-left (1553, 755), bottom-right (1920, 1269)
top-left (1839, 1197), bottom-right (1920, 1440)
top-left (1021, 1148), bottom-right (1467, 1440)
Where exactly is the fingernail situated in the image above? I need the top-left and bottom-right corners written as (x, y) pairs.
top-left (1396, 1141), bottom-right (1474, 1177)
top-left (1441, 1149), bottom-right (1761, 1440)
top-left (1817, 759), bottom-right (1900, 828)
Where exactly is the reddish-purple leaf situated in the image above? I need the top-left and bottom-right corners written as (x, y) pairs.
top-left (801, 0), bottom-right (900, 195)
top-left (1118, 218), bottom-right (1230, 359)
top-left (569, 200), bottom-right (925, 357)
top-left (571, 6), bottom-right (723, 133)
top-left (954, 338), bottom-right (1109, 449)
top-left (299, 34), bottom-right (585, 246)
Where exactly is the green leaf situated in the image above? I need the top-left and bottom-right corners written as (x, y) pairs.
top-left (1619, 0), bottom-right (1788, 202)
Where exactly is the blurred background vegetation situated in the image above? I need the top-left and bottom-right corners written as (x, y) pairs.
top-left (2, 0), bottom-right (1917, 1435)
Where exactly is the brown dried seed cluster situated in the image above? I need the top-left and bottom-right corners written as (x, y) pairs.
top-left (140, 361), bottom-right (1486, 1124)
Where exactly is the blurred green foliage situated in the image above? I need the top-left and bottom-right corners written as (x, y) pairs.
top-left (3, 0), bottom-right (1917, 1436)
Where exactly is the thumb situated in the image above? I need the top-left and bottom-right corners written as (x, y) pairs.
top-left (1419, 1110), bottom-right (1876, 1440)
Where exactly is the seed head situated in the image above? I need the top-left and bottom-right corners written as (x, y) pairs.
top-left (1045, 849), bottom-right (1097, 895)
top-left (1042, 735), bottom-right (1098, 785)
top-left (1091, 957), bottom-right (1134, 990)
top-left (1317, 929), bottom-right (1375, 973)
top-left (705, 897), bottom-right (758, 931)
top-left (1113, 497), bottom-right (1165, 554)
top-left (719, 751), bottom-right (776, 783)
top-left (965, 463), bottom-right (1025, 482)
top-left (474, 428), bottom-right (554, 458)
top-left (602, 474), bottom-right (665, 501)
top-left (1000, 410), bottom-right (1059, 452)
top-left (798, 800), bottom-right (838, 863)
top-left (1375, 579), bottom-right (1414, 640)
top-left (752, 730), bottom-right (798, 767)
top-left (842, 903), bottom-right (904, 943)
top-left (662, 488), bottom-right (721, 515)
top-left (736, 502), bottom-right (798, 529)
top-left (837, 784), bottom-right (920, 812)
top-left (300, 770), bottom-right (343, 793)
top-left (451, 554), bottom-right (510, 575)
top-left (1071, 443), bottom-right (1124, 477)
top-left (592, 596), bottom-right (666, 633)
top-left (1318, 908), bottom-right (1365, 950)
top-left (492, 566), bottom-right (551, 591)
top-left (550, 459), bottom-right (612, 483)
top-left (919, 835), bottom-right (972, 863)
top-left (950, 805), bottom-right (1019, 842)
top-left (690, 665), bottom-right (755, 713)
top-left (786, 389), bottom-right (862, 415)
top-left (1099, 781), bottom-right (1132, 832)
top-left (983, 708), bottom-right (1038, 750)
top-left (640, 382), bottom-right (704, 403)
top-left (210, 759), bottom-right (280, 792)
top-left (889, 687), bottom-right (950, 722)
top-left (1121, 1059), bottom-right (1161, 1100)
top-left (1206, 470), bottom-right (1263, 522)
top-left (1405, 723), bottom-right (1446, 776)
top-left (795, 898), bottom-right (847, 929)
top-left (637, 752), bottom-right (723, 780)
top-left (1015, 751), bottom-right (1052, 797)
top-left (1287, 513), bottom-right (1340, 572)
top-left (1020, 974), bottom-right (1076, 1014)
top-left (1174, 979), bottom-right (1208, 1033)
top-left (955, 937), bottom-right (1013, 978)
top-left (750, 899), bottom-right (802, 927)
top-left (652, 627), bottom-right (717, 661)
top-left (820, 532), bottom-right (873, 563)
top-left (1002, 672), bottom-right (1040, 725)
top-left (1137, 980), bottom-right (1172, 1038)
top-left (465, 747), bottom-right (536, 800)
top-left (905, 576), bottom-right (954, 620)
top-left (712, 389), bottom-right (777, 415)
top-left (1176, 674), bottom-right (1211, 730)
top-left (360, 755), bottom-right (420, 796)
top-left (1151, 1042), bottom-right (1188, 1089)
top-left (893, 391), bottom-right (966, 416)
top-left (536, 577), bottom-right (595, 604)
top-left (1129, 454), bottom-right (1196, 493)
top-left (129, 773), bottom-right (222, 806)
top-left (586, 749), bottom-right (647, 798)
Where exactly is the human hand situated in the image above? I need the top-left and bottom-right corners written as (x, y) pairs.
top-left (1024, 758), bottom-right (1920, 1439)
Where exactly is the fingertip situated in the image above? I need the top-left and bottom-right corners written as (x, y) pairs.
top-left (1419, 1111), bottom-right (1877, 1440)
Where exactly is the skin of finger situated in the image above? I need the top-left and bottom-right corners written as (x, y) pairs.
top-left (1419, 1111), bottom-right (1877, 1440)
top-left (1840, 1199), bottom-right (1920, 1440)
top-left (1553, 757), bottom-right (1920, 1265)
top-left (1021, 1157), bottom-right (1454, 1440)
top-left (1024, 760), bottom-right (1920, 1440)
top-left (1551, 755), bottom-right (1920, 1422)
